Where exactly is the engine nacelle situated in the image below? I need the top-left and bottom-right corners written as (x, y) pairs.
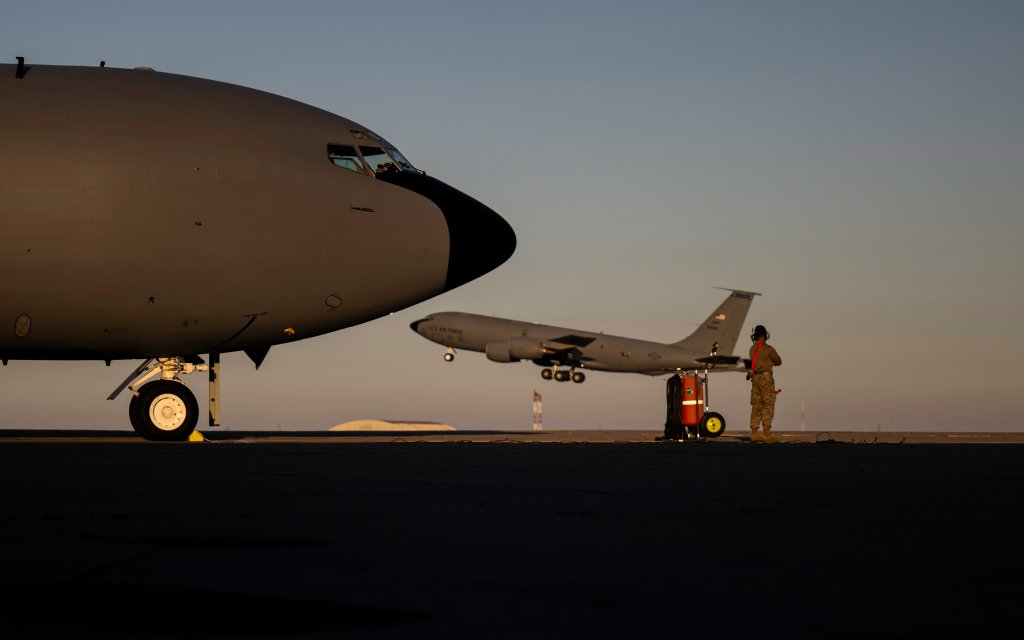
top-left (485, 341), bottom-right (515, 363)
top-left (485, 338), bottom-right (546, 363)
top-left (507, 337), bottom-right (546, 360)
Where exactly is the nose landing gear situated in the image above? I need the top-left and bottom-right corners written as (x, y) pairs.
top-left (129, 379), bottom-right (199, 441)
top-left (110, 357), bottom-right (209, 441)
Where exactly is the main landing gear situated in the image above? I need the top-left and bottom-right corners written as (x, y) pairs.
top-left (541, 367), bottom-right (585, 383)
top-left (109, 356), bottom-right (217, 442)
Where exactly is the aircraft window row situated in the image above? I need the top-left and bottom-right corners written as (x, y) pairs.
top-left (327, 143), bottom-right (418, 178)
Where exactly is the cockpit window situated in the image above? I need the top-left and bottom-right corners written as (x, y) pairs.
top-left (327, 144), bottom-right (369, 175)
top-left (328, 143), bottom-right (419, 178)
top-left (360, 146), bottom-right (418, 177)
top-left (386, 148), bottom-right (416, 172)
top-left (360, 146), bottom-right (398, 176)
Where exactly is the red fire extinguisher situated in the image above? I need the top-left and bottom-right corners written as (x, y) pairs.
top-left (681, 373), bottom-right (704, 427)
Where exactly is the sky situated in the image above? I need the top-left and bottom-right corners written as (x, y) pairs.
top-left (2, 0), bottom-right (1023, 432)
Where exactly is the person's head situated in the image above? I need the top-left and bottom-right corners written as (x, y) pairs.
top-left (750, 325), bottom-right (770, 342)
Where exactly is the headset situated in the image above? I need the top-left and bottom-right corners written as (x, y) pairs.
top-left (750, 325), bottom-right (770, 342)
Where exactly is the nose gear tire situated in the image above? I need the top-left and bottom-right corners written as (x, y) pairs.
top-left (129, 380), bottom-right (199, 442)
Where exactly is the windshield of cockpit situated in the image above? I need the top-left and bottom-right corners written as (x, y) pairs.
top-left (327, 136), bottom-right (418, 178)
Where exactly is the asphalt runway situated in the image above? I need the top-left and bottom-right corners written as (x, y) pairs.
top-left (0, 430), bottom-right (1021, 639)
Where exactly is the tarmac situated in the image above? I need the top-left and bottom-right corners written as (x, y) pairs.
top-left (0, 429), bottom-right (1021, 638)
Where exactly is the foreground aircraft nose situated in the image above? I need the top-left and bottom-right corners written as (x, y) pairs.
top-left (410, 318), bottom-right (424, 333)
top-left (376, 172), bottom-right (516, 291)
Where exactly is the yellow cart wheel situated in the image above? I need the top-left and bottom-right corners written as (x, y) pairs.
top-left (699, 412), bottom-right (726, 438)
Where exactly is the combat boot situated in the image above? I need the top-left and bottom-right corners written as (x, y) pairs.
top-left (749, 429), bottom-right (762, 443)
top-left (763, 429), bottom-right (777, 443)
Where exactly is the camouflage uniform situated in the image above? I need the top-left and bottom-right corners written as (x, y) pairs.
top-left (749, 341), bottom-right (782, 438)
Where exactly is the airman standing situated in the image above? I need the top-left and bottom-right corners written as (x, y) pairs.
top-left (747, 325), bottom-right (781, 442)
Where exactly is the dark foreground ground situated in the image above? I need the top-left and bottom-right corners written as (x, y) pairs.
top-left (0, 430), bottom-right (1021, 639)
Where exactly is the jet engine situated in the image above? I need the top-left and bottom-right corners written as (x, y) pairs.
top-left (485, 341), bottom-right (514, 362)
top-left (485, 338), bottom-right (546, 363)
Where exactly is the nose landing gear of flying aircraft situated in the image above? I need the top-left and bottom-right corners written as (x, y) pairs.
top-left (443, 347), bottom-right (455, 362)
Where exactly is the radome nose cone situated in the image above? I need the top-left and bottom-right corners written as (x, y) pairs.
top-left (410, 319), bottom-right (423, 332)
top-left (375, 172), bottom-right (516, 291)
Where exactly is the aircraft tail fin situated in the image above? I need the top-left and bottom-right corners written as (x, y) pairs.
top-left (671, 288), bottom-right (760, 356)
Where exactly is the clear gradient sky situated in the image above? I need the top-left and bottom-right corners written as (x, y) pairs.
top-left (2, 1), bottom-right (1022, 431)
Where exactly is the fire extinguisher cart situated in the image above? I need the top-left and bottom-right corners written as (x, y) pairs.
top-left (660, 343), bottom-right (727, 441)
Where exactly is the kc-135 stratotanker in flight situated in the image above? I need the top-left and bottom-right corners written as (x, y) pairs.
top-left (410, 288), bottom-right (759, 382)
top-left (0, 57), bottom-right (516, 440)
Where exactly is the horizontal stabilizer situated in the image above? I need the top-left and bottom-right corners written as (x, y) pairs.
top-left (696, 354), bottom-right (741, 367)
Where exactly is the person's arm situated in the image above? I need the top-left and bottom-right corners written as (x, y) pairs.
top-left (771, 347), bottom-right (782, 366)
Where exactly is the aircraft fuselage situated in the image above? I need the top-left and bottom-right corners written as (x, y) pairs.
top-left (0, 63), bottom-right (515, 361)
top-left (411, 312), bottom-right (738, 374)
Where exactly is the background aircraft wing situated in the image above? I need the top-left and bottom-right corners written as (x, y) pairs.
top-left (546, 334), bottom-right (596, 348)
top-left (534, 336), bottom-right (596, 367)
